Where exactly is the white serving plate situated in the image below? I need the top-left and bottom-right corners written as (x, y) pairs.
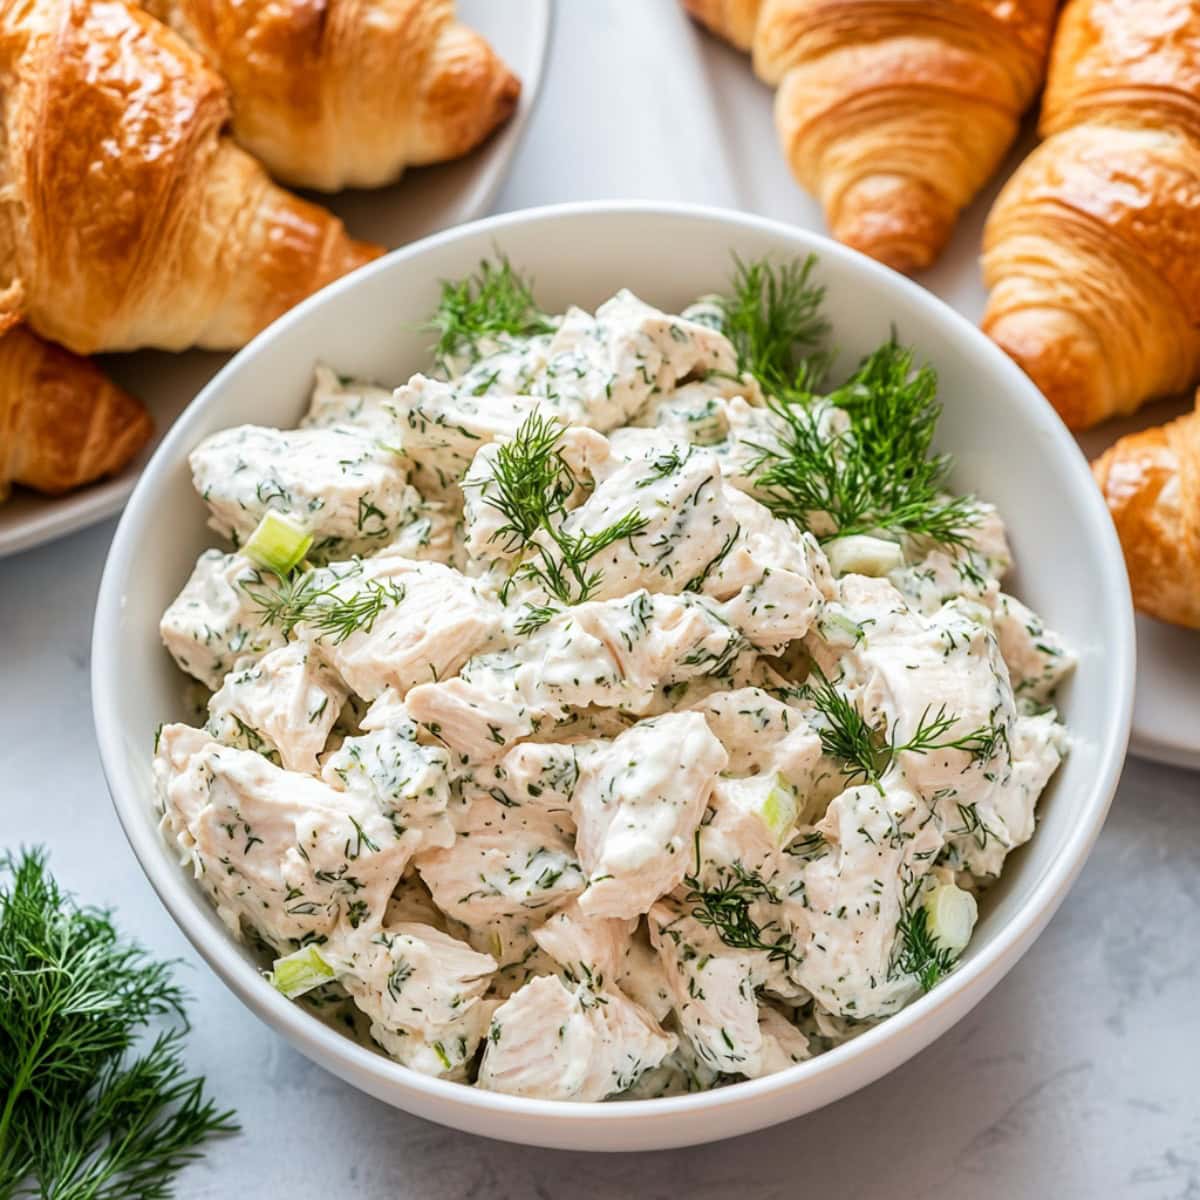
top-left (690, 34), bottom-right (1200, 770)
top-left (0, 0), bottom-right (550, 560)
top-left (94, 203), bottom-right (1135, 1151)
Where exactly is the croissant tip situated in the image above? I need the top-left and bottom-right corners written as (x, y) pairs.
top-left (983, 307), bottom-right (1102, 431)
top-left (828, 176), bottom-right (953, 276)
top-left (326, 237), bottom-right (385, 284)
top-left (839, 232), bottom-right (937, 276)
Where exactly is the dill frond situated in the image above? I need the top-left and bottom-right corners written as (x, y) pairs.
top-left (714, 255), bottom-right (829, 396)
top-left (426, 255), bottom-right (555, 370)
top-left (752, 339), bottom-right (979, 550)
top-left (473, 412), bottom-right (649, 605)
top-left (0, 849), bottom-right (236, 1199)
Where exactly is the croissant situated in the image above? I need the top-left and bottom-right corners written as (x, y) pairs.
top-left (141, 0), bottom-right (521, 191)
top-left (982, 0), bottom-right (1200, 430)
top-left (1092, 401), bottom-right (1200, 630)
top-left (683, 0), bottom-right (763, 52)
top-left (0, 326), bottom-right (152, 500)
top-left (0, 0), bottom-right (382, 354)
top-left (688, 0), bottom-right (1058, 273)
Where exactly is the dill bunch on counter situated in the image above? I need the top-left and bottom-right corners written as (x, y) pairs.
top-left (0, 849), bottom-right (236, 1200)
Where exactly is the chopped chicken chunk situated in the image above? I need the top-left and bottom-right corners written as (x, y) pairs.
top-left (160, 551), bottom-right (286, 689)
top-left (206, 642), bottom-right (348, 773)
top-left (478, 974), bottom-right (675, 1101)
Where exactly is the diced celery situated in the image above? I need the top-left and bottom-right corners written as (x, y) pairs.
top-left (819, 610), bottom-right (863, 647)
top-left (757, 776), bottom-right (798, 847)
top-left (825, 534), bottom-right (905, 579)
top-left (270, 944), bottom-right (335, 998)
top-left (244, 511), bottom-right (312, 576)
top-left (923, 883), bottom-right (978, 955)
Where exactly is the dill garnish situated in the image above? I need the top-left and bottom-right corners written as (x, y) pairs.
top-left (426, 255), bottom-right (555, 370)
top-left (893, 889), bottom-right (957, 992)
top-left (244, 570), bottom-right (405, 644)
top-left (470, 412), bottom-right (649, 604)
top-left (0, 849), bottom-right (236, 1199)
top-left (683, 835), bottom-right (799, 968)
top-left (752, 339), bottom-right (979, 549)
top-left (513, 603), bottom-right (560, 636)
top-left (802, 663), bottom-right (1006, 792)
top-left (713, 255), bottom-right (829, 396)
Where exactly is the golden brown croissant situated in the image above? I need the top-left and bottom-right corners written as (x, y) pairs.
top-left (1092, 401), bottom-right (1200, 630)
top-left (700, 0), bottom-right (1058, 273)
top-left (982, 0), bottom-right (1200, 431)
top-left (141, 0), bottom-right (521, 191)
top-left (0, 326), bottom-right (153, 499)
top-left (683, 0), bottom-right (764, 52)
top-left (0, 0), bottom-right (382, 354)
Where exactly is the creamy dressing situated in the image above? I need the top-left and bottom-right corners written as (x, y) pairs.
top-left (154, 283), bottom-right (1073, 1100)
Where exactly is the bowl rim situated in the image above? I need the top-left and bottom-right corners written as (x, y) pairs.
top-left (92, 199), bottom-right (1136, 1128)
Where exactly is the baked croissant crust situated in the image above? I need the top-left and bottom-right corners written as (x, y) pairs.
top-left (0, 326), bottom-right (153, 499)
top-left (1092, 401), bottom-right (1200, 630)
top-left (0, 0), bottom-right (382, 354)
top-left (682, 0), bottom-right (764, 52)
top-left (142, 0), bottom-right (521, 191)
top-left (744, 0), bottom-right (1057, 273)
top-left (982, 0), bottom-right (1200, 430)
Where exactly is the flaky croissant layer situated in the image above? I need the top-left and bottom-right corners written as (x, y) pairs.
top-left (1093, 402), bottom-right (1200, 630)
top-left (0, 0), bottom-right (382, 354)
top-left (142, 0), bottom-right (521, 191)
top-left (982, 0), bottom-right (1200, 428)
top-left (693, 0), bottom-right (1057, 273)
top-left (0, 326), bottom-right (152, 499)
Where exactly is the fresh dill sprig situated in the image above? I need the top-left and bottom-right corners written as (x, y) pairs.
top-left (426, 255), bottom-right (555, 370)
top-left (802, 662), bottom-right (1005, 792)
top-left (484, 411), bottom-right (575, 553)
top-left (752, 339), bottom-right (979, 549)
top-left (713, 255), bottom-right (829, 396)
top-left (952, 801), bottom-right (1001, 851)
top-left (303, 580), bottom-right (406, 645)
top-left (0, 849), bottom-right (236, 1200)
top-left (513, 603), bottom-right (559, 636)
top-left (894, 889), bottom-right (957, 992)
top-left (683, 835), bottom-right (799, 968)
top-left (244, 571), bottom-right (405, 645)
top-left (473, 412), bottom-right (649, 605)
top-left (242, 570), bottom-right (322, 636)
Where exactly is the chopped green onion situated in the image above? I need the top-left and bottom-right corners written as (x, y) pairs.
top-left (756, 777), bottom-right (799, 848)
top-left (244, 511), bottom-right (312, 576)
top-left (818, 609), bottom-right (864, 647)
top-left (922, 883), bottom-right (978, 956)
top-left (825, 534), bottom-right (905, 579)
top-left (270, 945), bottom-right (335, 998)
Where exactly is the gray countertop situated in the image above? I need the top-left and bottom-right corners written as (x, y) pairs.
top-left (4, 4), bottom-right (1200, 1195)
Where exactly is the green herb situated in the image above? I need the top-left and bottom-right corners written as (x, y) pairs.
top-left (682, 835), bottom-right (799, 968)
top-left (513, 604), bottom-right (559, 636)
top-left (244, 570), bottom-right (405, 645)
top-left (471, 412), bottom-right (649, 604)
top-left (713, 255), bottom-right (828, 397)
top-left (952, 801), bottom-right (1002, 851)
top-left (802, 663), bottom-right (1005, 793)
top-left (0, 848), bottom-right (235, 1200)
top-left (752, 339), bottom-right (979, 549)
top-left (426, 255), bottom-right (555, 369)
top-left (894, 893), bottom-right (956, 992)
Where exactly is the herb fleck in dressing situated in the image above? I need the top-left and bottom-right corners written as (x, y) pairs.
top-left (153, 256), bottom-right (1073, 1099)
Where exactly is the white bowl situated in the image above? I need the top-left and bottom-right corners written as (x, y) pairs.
top-left (93, 202), bottom-right (1135, 1152)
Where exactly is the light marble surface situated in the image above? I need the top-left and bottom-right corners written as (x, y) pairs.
top-left (4, 3), bottom-right (1200, 1195)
